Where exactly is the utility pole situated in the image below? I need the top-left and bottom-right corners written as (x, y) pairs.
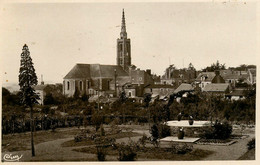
top-left (114, 69), bottom-right (117, 97)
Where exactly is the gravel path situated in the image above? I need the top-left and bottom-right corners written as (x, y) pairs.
top-left (193, 133), bottom-right (255, 160)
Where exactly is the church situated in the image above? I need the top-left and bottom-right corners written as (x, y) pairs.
top-left (63, 10), bottom-right (154, 98)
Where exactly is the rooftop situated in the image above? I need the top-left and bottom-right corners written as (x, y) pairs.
top-left (203, 83), bottom-right (229, 92)
top-left (64, 64), bottom-right (129, 79)
top-left (174, 83), bottom-right (193, 93)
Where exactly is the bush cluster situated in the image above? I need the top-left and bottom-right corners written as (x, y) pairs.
top-left (200, 121), bottom-right (232, 140)
top-left (170, 143), bottom-right (193, 154)
top-left (247, 138), bottom-right (255, 150)
top-left (117, 142), bottom-right (137, 161)
top-left (74, 129), bottom-right (93, 142)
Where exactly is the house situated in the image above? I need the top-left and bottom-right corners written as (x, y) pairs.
top-left (203, 83), bottom-right (230, 96)
top-left (161, 64), bottom-right (197, 85)
top-left (173, 83), bottom-right (194, 97)
top-left (124, 83), bottom-right (144, 98)
top-left (225, 88), bottom-right (246, 101)
top-left (195, 72), bottom-right (215, 91)
top-left (247, 68), bottom-right (256, 85)
top-left (34, 83), bottom-right (63, 105)
top-left (34, 84), bottom-right (47, 105)
top-left (143, 84), bottom-right (175, 100)
top-left (220, 69), bottom-right (250, 87)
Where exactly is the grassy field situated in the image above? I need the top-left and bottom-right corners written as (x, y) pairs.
top-left (2, 127), bottom-right (81, 152)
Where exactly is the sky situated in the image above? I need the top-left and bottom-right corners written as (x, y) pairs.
top-left (0, 1), bottom-right (257, 86)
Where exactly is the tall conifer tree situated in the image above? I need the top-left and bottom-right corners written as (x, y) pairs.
top-left (18, 44), bottom-right (39, 156)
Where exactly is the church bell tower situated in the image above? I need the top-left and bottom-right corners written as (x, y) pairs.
top-left (117, 9), bottom-right (131, 71)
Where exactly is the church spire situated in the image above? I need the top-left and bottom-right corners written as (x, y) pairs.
top-left (120, 9), bottom-right (127, 39)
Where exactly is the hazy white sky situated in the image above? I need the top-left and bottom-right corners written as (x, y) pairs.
top-left (0, 2), bottom-right (257, 85)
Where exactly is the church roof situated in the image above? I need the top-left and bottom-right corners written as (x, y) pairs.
top-left (64, 64), bottom-right (129, 79)
top-left (145, 84), bottom-right (175, 89)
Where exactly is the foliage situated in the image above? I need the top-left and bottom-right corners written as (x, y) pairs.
top-left (117, 142), bottom-right (137, 161)
top-left (202, 60), bottom-right (226, 72)
top-left (138, 134), bottom-right (148, 148)
top-left (18, 44), bottom-right (39, 107)
top-left (143, 93), bottom-right (152, 108)
top-left (99, 125), bottom-right (105, 136)
top-left (150, 124), bottom-right (159, 142)
top-left (2, 88), bottom-right (21, 106)
top-left (44, 93), bottom-right (55, 105)
top-left (229, 64), bottom-right (256, 71)
top-left (81, 92), bottom-right (89, 102)
top-left (119, 90), bottom-right (127, 103)
top-left (158, 124), bottom-right (171, 138)
top-left (171, 143), bottom-right (193, 154)
top-left (200, 121), bottom-right (232, 140)
top-left (96, 146), bottom-right (106, 161)
top-left (167, 92), bottom-right (255, 124)
top-left (18, 44), bottom-right (38, 156)
top-left (247, 138), bottom-right (255, 150)
top-left (74, 129), bottom-right (92, 142)
top-left (73, 87), bottom-right (80, 99)
top-left (91, 112), bottom-right (103, 131)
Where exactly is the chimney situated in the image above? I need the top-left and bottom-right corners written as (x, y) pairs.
top-left (215, 70), bottom-right (220, 76)
top-left (146, 69), bottom-right (151, 75)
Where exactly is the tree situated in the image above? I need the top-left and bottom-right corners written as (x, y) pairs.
top-left (202, 60), bottom-right (226, 72)
top-left (73, 86), bottom-right (80, 99)
top-left (150, 124), bottom-right (159, 147)
top-left (143, 93), bottom-right (152, 126)
top-left (43, 93), bottom-right (55, 105)
top-left (143, 93), bottom-right (152, 108)
top-left (18, 44), bottom-right (39, 156)
top-left (119, 90), bottom-right (127, 123)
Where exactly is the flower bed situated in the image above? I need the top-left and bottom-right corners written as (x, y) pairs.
top-left (196, 138), bottom-right (237, 146)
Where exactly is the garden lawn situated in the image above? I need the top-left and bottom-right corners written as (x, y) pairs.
top-left (73, 146), bottom-right (214, 161)
top-left (2, 127), bottom-right (81, 152)
top-left (61, 132), bottom-right (140, 147)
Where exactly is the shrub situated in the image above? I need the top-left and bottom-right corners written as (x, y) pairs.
top-left (138, 134), bottom-right (148, 148)
top-left (150, 124), bottom-right (159, 142)
top-left (200, 121), bottom-right (232, 140)
top-left (159, 124), bottom-right (171, 138)
top-left (171, 143), bottom-right (193, 154)
top-left (96, 146), bottom-right (106, 161)
top-left (213, 121), bottom-right (232, 139)
top-left (74, 129), bottom-right (92, 142)
top-left (117, 142), bottom-right (137, 161)
top-left (247, 138), bottom-right (255, 150)
top-left (99, 125), bottom-right (105, 136)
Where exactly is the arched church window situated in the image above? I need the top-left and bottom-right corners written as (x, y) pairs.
top-left (67, 81), bottom-right (70, 90)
